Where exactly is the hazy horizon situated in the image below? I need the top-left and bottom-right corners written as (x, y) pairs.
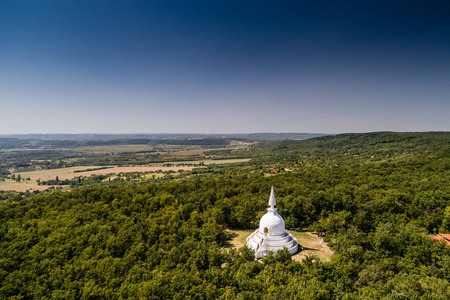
top-left (2, 130), bottom-right (450, 138)
top-left (0, 132), bottom-right (330, 136)
top-left (1, 1), bottom-right (449, 134)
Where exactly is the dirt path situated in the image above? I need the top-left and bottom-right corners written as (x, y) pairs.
top-left (291, 232), bottom-right (334, 262)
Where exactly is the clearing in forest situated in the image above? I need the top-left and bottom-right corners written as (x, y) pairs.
top-left (226, 229), bottom-right (333, 262)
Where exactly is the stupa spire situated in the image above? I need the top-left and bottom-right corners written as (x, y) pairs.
top-left (268, 186), bottom-right (276, 208)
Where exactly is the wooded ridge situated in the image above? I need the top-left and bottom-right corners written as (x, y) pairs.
top-left (1, 132), bottom-right (450, 299)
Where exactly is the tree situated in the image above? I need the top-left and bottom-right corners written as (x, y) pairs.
top-left (441, 206), bottom-right (450, 232)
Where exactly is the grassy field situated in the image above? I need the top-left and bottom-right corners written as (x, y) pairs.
top-left (289, 231), bottom-right (334, 262)
top-left (0, 166), bottom-right (103, 191)
top-left (1, 156), bottom-right (250, 191)
top-left (149, 158), bottom-right (251, 166)
top-left (20, 166), bottom-right (198, 180)
top-left (0, 166), bottom-right (201, 191)
top-left (0, 181), bottom-right (50, 192)
top-left (226, 229), bottom-right (333, 262)
top-left (166, 149), bottom-right (205, 156)
top-left (68, 145), bottom-right (156, 153)
top-left (14, 166), bottom-right (102, 179)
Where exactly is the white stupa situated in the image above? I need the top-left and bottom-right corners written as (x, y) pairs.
top-left (246, 187), bottom-right (299, 258)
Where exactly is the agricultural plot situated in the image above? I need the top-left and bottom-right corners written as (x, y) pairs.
top-left (1, 166), bottom-right (200, 191)
top-left (0, 183), bottom-right (50, 192)
top-left (166, 149), bottom-right (205, 156)
top-left (69, 145), bottom-right (156, 153)
top-left (151, 158), bottom-right (251, 166)
top-left (0, 166), bottom-right (100, 191)
top-left (34, 166), bottom-right (198, 181)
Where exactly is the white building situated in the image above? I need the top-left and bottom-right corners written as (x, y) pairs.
top-left (246, 187), bottom-right (299, 258)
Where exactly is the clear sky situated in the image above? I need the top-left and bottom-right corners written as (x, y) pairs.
top-left (1, 0), bottom-right (449, 134)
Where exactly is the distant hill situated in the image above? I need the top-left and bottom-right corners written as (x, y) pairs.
top-left (270, 131), bottom-right (450, 155)
top-left (218, 133), bottom-right (329, 141)
top-left (0, 137), bottom-right (231, 150)
top-left (240, 131), bottom-right (450, 167)
top-left (0, 132), bottom-right (328, 141)
top-left (0, 133), bottom-right (329, 150)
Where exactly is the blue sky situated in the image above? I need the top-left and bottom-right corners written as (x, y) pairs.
top-left (1, 0), bottom-right (449, 134)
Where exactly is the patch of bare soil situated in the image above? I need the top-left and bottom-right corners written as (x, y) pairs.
top-left (291, 232), bottom-right (334, 262)
top-left (226, 229), bottom-right (252, 248)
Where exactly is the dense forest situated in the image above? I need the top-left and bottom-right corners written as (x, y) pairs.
top-left (1, 132), bottom-right (450, 299)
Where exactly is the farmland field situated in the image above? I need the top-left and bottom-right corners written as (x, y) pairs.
top-left (68, 145), bottom-right (156, 153)
top-left (0, 183), bottom-right (50, 192)
top-left (149, 158), bottom-right (251, 166)
top-left (32, 166), bottom-right (199, 181)
top-left (0, 166), bottom-right (201, 191)
top-left (1, 157), bottom-right (251, 191)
